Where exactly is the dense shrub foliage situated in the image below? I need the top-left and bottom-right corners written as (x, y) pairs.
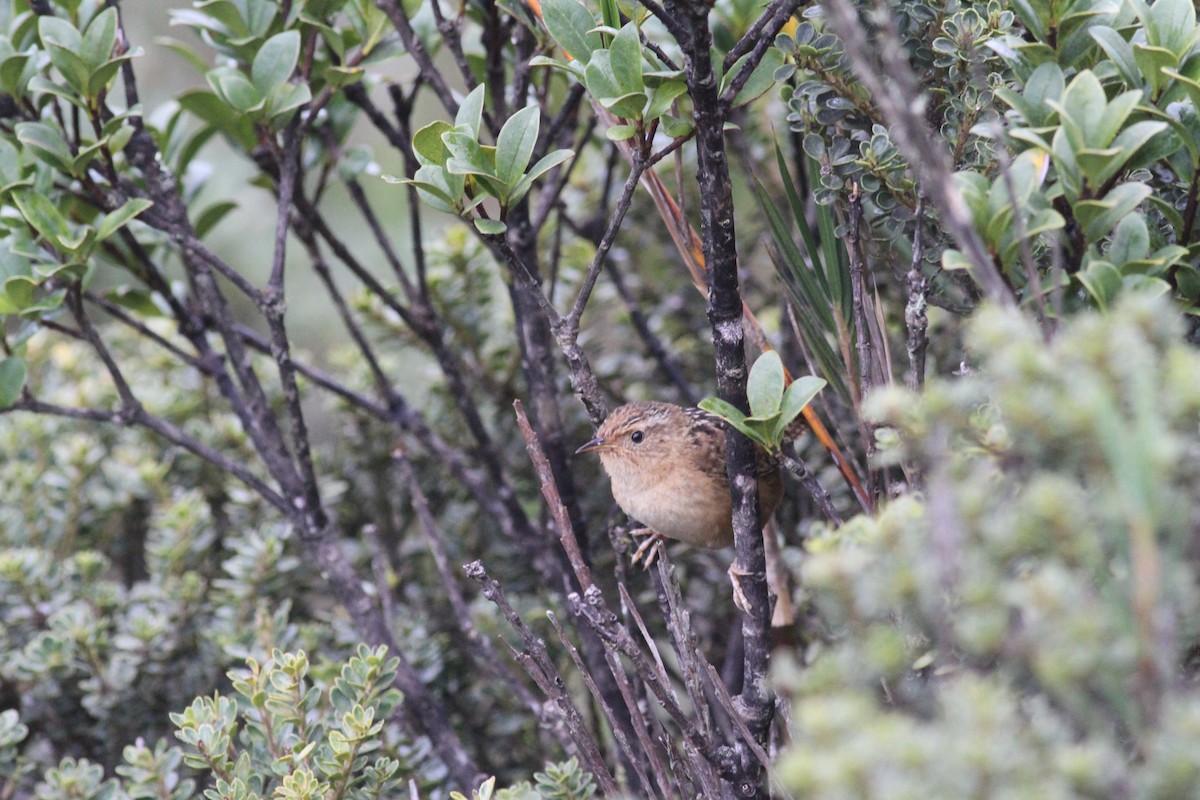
top-left (0, 0), bottom-right (1199, 797)
top-left (783, 296), bottom-right (1200, 797)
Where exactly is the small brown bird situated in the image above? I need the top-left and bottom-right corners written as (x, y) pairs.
top-left (576, 401), bottom-right (783, 563)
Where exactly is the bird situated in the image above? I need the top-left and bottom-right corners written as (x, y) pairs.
top-left (575, 401), bottom-right (783, 565)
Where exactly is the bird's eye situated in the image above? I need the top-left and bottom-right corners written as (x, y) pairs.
top-left (630, 430), bottom-right (644, 444)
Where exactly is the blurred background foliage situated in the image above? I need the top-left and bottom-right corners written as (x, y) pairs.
top-left (783, 295), bottom-right (1200, 797)
top-left (1, 0), bottom-right (1199, 796)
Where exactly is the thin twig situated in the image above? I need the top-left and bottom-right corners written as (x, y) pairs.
top-left (905, 196), bottom-right (929, 392)
top-left (719, 0), bottom-right (803, 113)
top-left (463, 562), bottom-right (620, 795)
top-left (777, 442), bottom-right (844, 527)
top-left (819, 0), bottom-right (1013, 305)
top-left (393, 446), bottom-right (541, 714)
top-left (545, 612), bottom-right (658, 799)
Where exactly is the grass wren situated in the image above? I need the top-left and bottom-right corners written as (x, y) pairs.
top-left (576, 401), bottom-right (782, 561)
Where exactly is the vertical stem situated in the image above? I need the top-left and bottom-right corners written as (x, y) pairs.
top-left (846, 188), bottom-right (877, 500)
top-left (666, 2), bottom-right (772, 795)
top-left (905, 197), bottom-right (929, 392)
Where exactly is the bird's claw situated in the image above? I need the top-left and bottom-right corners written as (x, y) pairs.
top-left (629, 528), bottom-right (665, 569)
top-left (728, 563), bottom-right (753, 615)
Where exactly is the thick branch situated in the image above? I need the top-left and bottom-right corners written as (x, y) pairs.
top-left (667, 2), bottom-right (772, 795)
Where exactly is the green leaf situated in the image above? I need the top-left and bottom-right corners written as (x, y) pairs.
top-left (528, 54), bottom-right (586, 81)
top-left (1148, 0), bottom-right (1198, 56)
top-left (81, 7), bottom-right (118, 70)
top-left (598, 91), bottom-right (646, 119)
top-left (698, 397), bottom-right (770, 450)
top-left (609, 22), bottom-right (644, 95)
top-left (15, 122), bottom-right (74, 174)
top-left (1090, 27), bottom-right (1140, 87)
top-left (178, 90), bottom-right (257, 150)
top-left (104, 287), bottom-right (164, 317)
top-left (156, 35), bottom-right (210, 75)
top-left (267, 82), bottom-right (311, 124)
top-left (88, 51), bottom-right (140, 99)
top-left (540, 0), bottom-right (597, 63)
top-left (96, 198), bottom-right (153, 241)
top-left (1075, 182), bottom-right (1152, 242)
top-left (1053, 71), bottom-right (1107, 152)
top-left (1016, 62), bottom-right (1064, 126)
top-left (495, 105), bottom-right (540, 189)
top-left (474, 218), bottom-right (507, 234)
top-left (412, 120), bottom-right (454, 167)
top-left (455, 84), bottom-right (485, 136)
top-left (1107, 212), bottom-right (1150, 266)
top-left (942, 249), bottom-right (973, 271)
top-left (251, 30), bottom-right (300, 96)
top-left (1078, 259), bottom-right (1122, 308)
top-left (39, 16), bottom-right (88, 93)
top-left (38, 16), bottom-right (81, 54)
top-left (731, 49), bottom-right (783, 107)
top-left (1133, 44), bottom-right (1178, 97)
top-left (442, 130), bottom-right (495, 178)
top-left (660, 114), bottom-right (693, 138)
top-left (1008, 0), bottom-right (1046, 42)
top-left (1091, 120), bottom-right (1167, 187)
top-left (0, 357), bottom-right (26, 409)
top-left (209, 67), bottom-right (264, 113)
top-left (747, 350), bottom-right (785, 419)
top-left (507, 148), bottom-right (573, 206)
top-left (390, 175), bottom-right (456, 214)
top-left (1163, 65), bottom-right (1200, 111)
top-left (1094, 90), bottom-right (1142, 150)
top-left (584, 50), bottom-right (621, 106)
top-left (644, 79), bottom-right (686, 122)
top-left (698, 396), bottom-right (746, 425)
top-left (605, 124), bottom-right (636, 141)
top-left (19, 287), bottom-right (66, 318)
top-left (774, 376), bottom-right (826, 442)
top-left (1, 276), bottom-right (35, 313)
top-left (13, 190), bottom-right (72, 245)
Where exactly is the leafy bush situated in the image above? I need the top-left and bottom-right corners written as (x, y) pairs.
top-left (781, 295), bottom-right (1200, 797)
top-left (1, 0), bottom-right (1200, 796)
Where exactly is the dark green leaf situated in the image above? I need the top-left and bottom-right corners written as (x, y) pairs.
top-left (495, 105), bottom-right (540, 189)
top-left (540, 0), bottom-right (597, 63)
top-left (13, 190), bottom-right (72, 244)
top-left (609, 22), bottom-right (643, 95)
top-left (97, 198), bottom-right (153, 241)
top-left (507, 149), bottom-right (573, 206)
top-left (15, 122), bottom-right (74, 174)
top-left (0, 357), bottom-right (26, 408)
top-left (195, 201), bottom-right (238, 238)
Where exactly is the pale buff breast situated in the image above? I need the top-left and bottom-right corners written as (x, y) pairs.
top-left (609, 460), bottom-right (734, 549)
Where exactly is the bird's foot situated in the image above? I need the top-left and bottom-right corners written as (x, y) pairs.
top-left (629, 528), bottom-right (665, 569)
top-left (728, 563), bottom-right (753, 615)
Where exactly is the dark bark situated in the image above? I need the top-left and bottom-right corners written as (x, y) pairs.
top-left (663, 2), bottom-right (774, 795)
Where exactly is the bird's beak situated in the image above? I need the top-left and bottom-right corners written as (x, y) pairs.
top-left (575, 436), bottom-right (605, 455)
